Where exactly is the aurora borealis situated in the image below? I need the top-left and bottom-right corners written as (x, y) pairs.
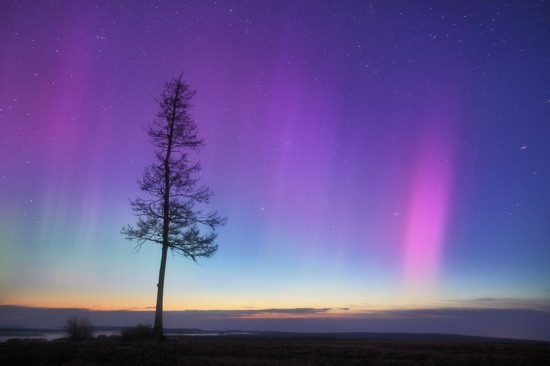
top-left (1, 1), bottom-right (549, 340)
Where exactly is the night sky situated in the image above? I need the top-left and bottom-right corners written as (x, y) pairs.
top-left (1, 1), bottom-right (549, 340)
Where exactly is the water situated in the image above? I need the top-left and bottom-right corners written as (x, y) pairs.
top-left (0, 329), bottom-right (255, 342)
top-left (0, 329), bottom-right (119, 342)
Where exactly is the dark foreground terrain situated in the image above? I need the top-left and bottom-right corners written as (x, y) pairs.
top-left (1, 334), bottom-right (549, 365)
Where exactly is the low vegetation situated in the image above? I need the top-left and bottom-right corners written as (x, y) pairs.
top-left (121, 323), bottom-right (153, 340)
top-left (1, 335), bottom-right (549, 365)
top-left (64, 315), bottom-right (93, 341)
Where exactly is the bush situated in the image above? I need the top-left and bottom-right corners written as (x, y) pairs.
top-left (121, 324), bottom-right (153, 340)
top-left (64, 315), bottom-right (93, 340)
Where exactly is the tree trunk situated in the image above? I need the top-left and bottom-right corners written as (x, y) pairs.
top-left (153, 81), bottom-right (178, 340)
top-left (153, 244), bottom-right (168, 339)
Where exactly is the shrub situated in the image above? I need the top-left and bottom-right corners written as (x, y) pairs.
top-left (64, 315), bottom-right (93, 340)
top-left (121, 323), bottom-right (153, 340)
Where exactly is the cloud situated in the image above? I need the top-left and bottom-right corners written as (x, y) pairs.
top-left (441, 297), bottom-right (550, 311)
top-left (0, 306), bottom-right (333, 326)
top-left (220, 308), bottom-right (333, 317)
top-left (159, 308), bottom-right (333, 320)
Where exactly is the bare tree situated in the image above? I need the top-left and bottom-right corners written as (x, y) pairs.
top-left (122, 76), bottom-right (225, 339)
top-left (65, 315), bottom-right (93, 340)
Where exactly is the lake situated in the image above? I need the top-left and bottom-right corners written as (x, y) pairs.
top-left (0, 328), bottom-right (251, 342)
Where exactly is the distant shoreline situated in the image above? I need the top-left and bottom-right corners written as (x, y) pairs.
top-left (2, 326), bottom-right (548, 344)
top-left (0, 327), bottom-right (259, 342)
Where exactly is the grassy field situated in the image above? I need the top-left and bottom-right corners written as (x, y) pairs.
top-left (1, 335), bottom-right (549, 365)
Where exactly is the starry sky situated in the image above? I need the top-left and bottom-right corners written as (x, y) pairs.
top-left (1, 1), bottom-right (549, 340)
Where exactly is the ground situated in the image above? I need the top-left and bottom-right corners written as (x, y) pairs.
top-left (1, 335), bottom-right (549, 365)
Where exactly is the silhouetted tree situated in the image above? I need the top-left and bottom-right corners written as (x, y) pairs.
top-left (122, 76), bottom-right (225, 339)
top-left (65, 315), bottom-right (93, 340)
